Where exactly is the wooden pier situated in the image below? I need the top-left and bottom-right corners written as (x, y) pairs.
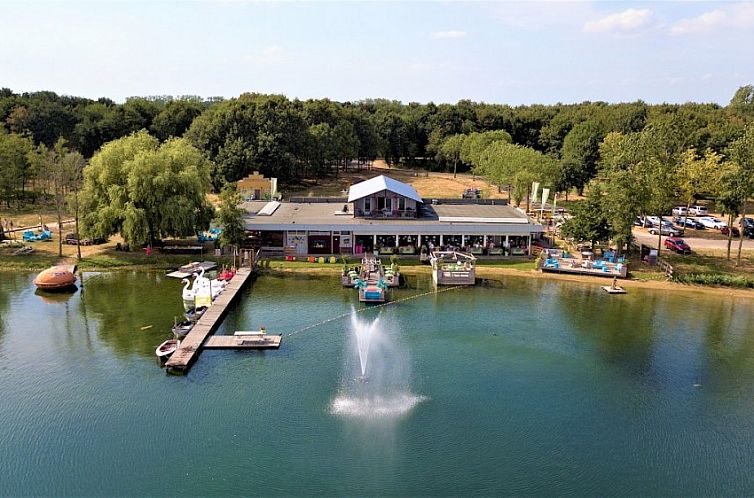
top-left (165, 267), bottom-right (254, 375)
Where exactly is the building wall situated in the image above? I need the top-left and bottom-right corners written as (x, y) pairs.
top-left (238, 172), bottom-right (272, 200)
top-left (352, 191), bottom-right (417, 216)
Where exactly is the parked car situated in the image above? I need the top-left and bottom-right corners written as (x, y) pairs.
top-left (674, 217), bottom-right (705, 229)
top-left (64, 233), bottom-right (105, 246)
top-left (698, 216), bottom-right (727, 229)
top-left (672, 206), bottom-right (689, 216)
top-left (645, 216), bottom-right (663, 226)
top-left (720, 226), bottom-right (740, 237)
top-left (740, 217), bottom-right (754, 238)
top-left (689, 205), bottom-right (709, 216)
top-left (664, 237), bottom-right (692, 254)
top-left (634, 216), bottom-right (653, 227)
top-left (462, 188), bottom-right (481, 199)
top-left (649, 225), bottom-right (682, 236)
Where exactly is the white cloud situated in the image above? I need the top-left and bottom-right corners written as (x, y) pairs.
top-left (582, 8), bottom-right (653, 34)
top-left (432, 30), bottom-right (467, 39)
top-left (670, 9), bottom-right (726, 35)
top-left (670, 3), bottom-right (754, 35)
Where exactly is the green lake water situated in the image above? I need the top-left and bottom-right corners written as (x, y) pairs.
top-left (1, 270), bottom-right (754, 496)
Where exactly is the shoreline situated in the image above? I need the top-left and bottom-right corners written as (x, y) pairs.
top-left (262, 264), bottom-right (754, 299)
top-left (3, 253), bottom-right (753, 298)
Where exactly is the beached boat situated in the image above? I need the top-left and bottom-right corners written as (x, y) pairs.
top-left (155, 339), bottom-right (178, 358)
top-left (430, 251), bottom-right (476, 286)
top-left (33, 264), bottom-right (77, 291)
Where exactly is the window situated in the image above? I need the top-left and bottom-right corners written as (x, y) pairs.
top-left (399, 198), bottom-right (406, 210)
top-left (364, 198), bottom-right (371, 212)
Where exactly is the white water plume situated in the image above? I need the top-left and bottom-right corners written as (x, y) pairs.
top-left (331, 393), bottom-right (427, 418)
top-left (331, 311), bottom-right (425, 419)
top-left (353, 314), bottom-right (379, 376)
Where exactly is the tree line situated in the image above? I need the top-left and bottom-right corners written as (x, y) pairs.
top-left (1, 85), bottom-right (754, 251)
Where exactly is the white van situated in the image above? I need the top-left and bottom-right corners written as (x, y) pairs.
top-left (689, 205), bottom-right (709, 216)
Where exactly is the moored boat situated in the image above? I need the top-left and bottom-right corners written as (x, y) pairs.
top-left (172, 319), bottom-right (194, 339)
top-left (33, 264), bottom-right (77, 291)
top-left (430, 251), bottom-right (476, 286)
top-left (156, 339), bottom-right (178, 358)
top-left (184, 306), bottom-right (208, 322)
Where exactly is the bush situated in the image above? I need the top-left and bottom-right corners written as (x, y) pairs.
top-left (675, 273), bottom-right (754, 288)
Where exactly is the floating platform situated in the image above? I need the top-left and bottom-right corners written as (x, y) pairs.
top-left (602, 286), bottom-right (627, 294)
top-left (166, 261), bottom-right (218, 279)
top-left (204, 334), bottom-right (282, 349)
top-left (431, 251), bottom-right (476, 286)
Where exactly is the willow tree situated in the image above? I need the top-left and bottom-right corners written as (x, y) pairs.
top-left (79, 130), bottom-right (214, 246)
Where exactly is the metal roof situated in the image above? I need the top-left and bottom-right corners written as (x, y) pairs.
top-left (347, 175), bottom-right (423, 203)
top-left (241, 201), bottom-right (543, 235)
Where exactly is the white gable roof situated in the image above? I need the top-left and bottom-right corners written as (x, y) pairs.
top-left (347, 175), bottom-right (423, 203)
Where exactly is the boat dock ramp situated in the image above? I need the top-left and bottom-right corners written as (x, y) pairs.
top-left (165, 264), bottom-right (281, 375)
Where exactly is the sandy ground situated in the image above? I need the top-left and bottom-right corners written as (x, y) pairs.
top-left (285, 160), bottom-right (511, 201)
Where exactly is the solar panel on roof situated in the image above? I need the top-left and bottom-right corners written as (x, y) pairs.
top-left (257, 201), bottom-right (281, 216)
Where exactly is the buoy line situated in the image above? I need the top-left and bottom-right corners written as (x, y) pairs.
top-left (286, 285), bottom-right (465, 337)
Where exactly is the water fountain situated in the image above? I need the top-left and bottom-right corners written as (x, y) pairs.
top-left (354, 314), bottom-right (379, 380)
top-left (331, 311), bottom-right (426, 419)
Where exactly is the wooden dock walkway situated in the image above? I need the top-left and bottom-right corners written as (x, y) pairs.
top-left (165, 267), bottom-right (253, 374)
top-left (204, 334), bottom-right (282, 349)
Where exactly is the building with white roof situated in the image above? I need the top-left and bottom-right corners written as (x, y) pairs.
top-left (242, 175), bottom-right (543, 257)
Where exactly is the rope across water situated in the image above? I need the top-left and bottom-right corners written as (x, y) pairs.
top-left (286, 285), bottom-right (465, 337)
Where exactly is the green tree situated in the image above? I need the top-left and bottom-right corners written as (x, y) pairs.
top-left (560, 184), bottom-right (611, 247)
top-left (150, 99), bottom-right (204, 141)
top-left (728, 85), bottom-right (754, 119)
top-left (0, 130), bottom-right (34, 207)
top-left (79, 131), bottom-right (213, 245)
top-left (727, 124), bottom-right (754, 265)
top-left (438, 134), bottom-right (466, 178)
top-left (560, 121), bottom-right (604, 195)
top-left (477, 142), bottom-right (557, 207)
top-left (216, 185), bottom-right (245, 250)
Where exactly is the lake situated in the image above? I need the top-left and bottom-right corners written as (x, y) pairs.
top-left (1, 270), bottom-right (754, 496)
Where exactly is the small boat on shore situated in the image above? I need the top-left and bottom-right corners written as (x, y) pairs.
top-left (33, 264), bottom-right (77, 291)
top-left (156, 339), bottom-right (178, 358)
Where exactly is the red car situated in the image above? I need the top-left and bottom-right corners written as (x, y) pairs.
top-left (664, 237), bottom-right (692, 254)
top-left (720, 226), bottom-right (740, 237)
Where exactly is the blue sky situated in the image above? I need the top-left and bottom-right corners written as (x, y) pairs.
top-left (1, 1), bottom-right (753, 105)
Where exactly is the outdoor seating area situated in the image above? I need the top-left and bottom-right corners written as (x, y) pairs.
top-left (541, 249), bottom-right (628, 278)
top-left (22, 229), bottom-right (52, 242)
